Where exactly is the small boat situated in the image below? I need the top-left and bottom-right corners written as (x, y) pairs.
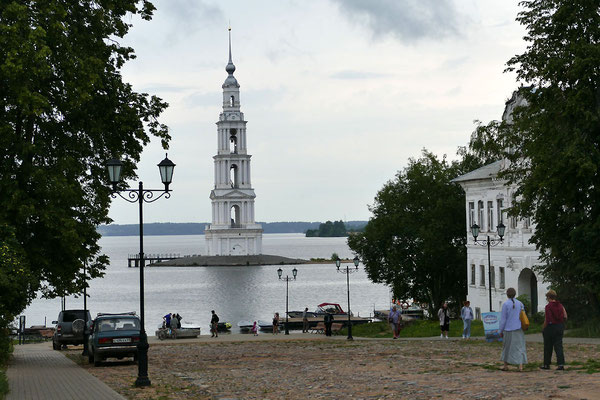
top-left (155, 321), bottom-right (201, 340)
top-left (288, 303), bottom-right (348, 318)
top-left (258, 320), bottom-right (274, 330)
top-left (210, 322), bottom-right (232, 332)
top-left (237, 320), bottom-right (253, 331)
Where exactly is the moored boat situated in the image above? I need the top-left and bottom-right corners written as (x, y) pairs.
top-left (288, 303), bottom-right (348, 318)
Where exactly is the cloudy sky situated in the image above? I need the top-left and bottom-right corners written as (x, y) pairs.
top-left (108, 0), bottom-right (525, 225)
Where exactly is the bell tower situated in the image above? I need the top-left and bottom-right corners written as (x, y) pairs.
top-left (205, 28), bottom-right (263, 256)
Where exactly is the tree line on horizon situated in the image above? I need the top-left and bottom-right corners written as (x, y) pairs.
top-left (97, 220), bottom-right (368, 236)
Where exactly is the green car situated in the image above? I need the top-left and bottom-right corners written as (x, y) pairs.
top-left (88, 312), bottom-right (140, 366)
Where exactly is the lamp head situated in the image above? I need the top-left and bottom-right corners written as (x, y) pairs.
top-left (106, 158), bottom-right (123, 191)
top-left (470, 224), bottom-right (480, 240)
top-left (335, 258), bottom-right (340, 270)
top-left (292, 267), bottom-right (298, 279)
top-left (497, 222), bottom-right (506, 239)
top-left (277, 268), bottom-right (283, 279)
top-left (353, 256), bottom-right (359, 269)
top-left (157, 153), bottom-right (175, 191)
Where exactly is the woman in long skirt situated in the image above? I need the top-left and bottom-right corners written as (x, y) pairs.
top-left (499, 287), bottom-right (527, 371)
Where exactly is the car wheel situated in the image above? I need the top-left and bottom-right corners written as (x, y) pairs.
top-left (88, 349), bottom-right (94, 364)
top-left (93, 352), bottom-right (101, 367)
top-left (133, 353), bottom-right (138, 363)
top-left (52, 340), bottom-right (60, 350)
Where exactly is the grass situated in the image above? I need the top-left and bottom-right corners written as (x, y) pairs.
top-left (565, 319), bottom-right (600, 338)
top-left (340, 319), bottom-right (543, 339)
top-left (568, 359), bottom-right (600, 374)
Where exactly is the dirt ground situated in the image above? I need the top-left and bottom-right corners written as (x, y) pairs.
top-left (66, 338), bottom-right (600, 400)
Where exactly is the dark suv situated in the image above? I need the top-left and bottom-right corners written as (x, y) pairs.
top-left (88, 312), bottom-right (140, 366)
top-left (52, 309), bottom-right (91, 350)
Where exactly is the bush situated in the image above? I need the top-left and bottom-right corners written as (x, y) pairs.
top-left (532, 311), bottom-right (545, 324)
top-left (330, 253), bottom-right (339, 261)
top-left (516, 294), bottom-right (531, 315)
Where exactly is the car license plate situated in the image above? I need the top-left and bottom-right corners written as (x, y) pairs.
top-left (113, 338), bottom-right (131, 343)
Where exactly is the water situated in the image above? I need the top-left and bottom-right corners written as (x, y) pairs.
top-left (23, 233), bottom-right (391, 333)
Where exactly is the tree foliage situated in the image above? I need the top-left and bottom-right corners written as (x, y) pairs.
top-left (305, 220), bottom-right (347, 237)
top-left (0, 225), bottom-right (36, 326)
top-left (475, 0), bottom-right (600, 317)
top-left (348, 151), bottom-right (467, 315)
top-left (0, 1), bottom-right (170, 301)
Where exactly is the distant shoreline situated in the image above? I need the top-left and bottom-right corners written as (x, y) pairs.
top-left (98, 221), bottom-right (367, 237)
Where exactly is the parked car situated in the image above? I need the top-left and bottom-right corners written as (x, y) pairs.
top-left (52, 309), bottom-right (91, 350)
top-left (88, 312), bottom-right (140, 366)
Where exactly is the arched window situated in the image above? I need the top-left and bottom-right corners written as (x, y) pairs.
top-left (229, 129), bottom-right (237, 153)
top-left (230, 95), bottom-right (235, 107)
top-left (230, 164), bottom-right (238, 188)
top-left (230, 205), bottom-right (240, 227)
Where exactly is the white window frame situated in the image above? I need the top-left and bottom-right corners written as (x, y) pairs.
top-left (487, 201), bottom-right (494, 231)
top-left (479, 265), bottom-right (485, 286)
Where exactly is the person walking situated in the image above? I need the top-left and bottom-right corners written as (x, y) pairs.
top-left (541, 290), bottom-right (567, 370)
top-left (251, 321), bottom-right (259, 336)
top-left (388, 305), bottom-right (402, 339)
top-left (210, 310), bottom-right (219, 338)
top-left (324, 312), bottom-right (334, 336)
top-left (461, 301), bottom-right (474, 339)
top-left (438, 303), bottom-right (450, 338)
top-left (302, 307), bottom-right (309, 333)
top-left (272, 312), bottom-right (280, 335)
top-left (499, 288), bottom-right (527, 371)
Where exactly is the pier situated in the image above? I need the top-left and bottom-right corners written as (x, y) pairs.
top-left (127, 253), bottom-right (180, 268)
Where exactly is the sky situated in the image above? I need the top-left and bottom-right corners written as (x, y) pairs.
top-left (107, 0), bottom-right (526, 225)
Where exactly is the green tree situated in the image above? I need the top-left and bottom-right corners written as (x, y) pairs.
top-left (480, 0), bottom-right (600, 317)
top-left (348, 150), bottom-right (467, 316)
top-left (0, 1), bottom-right (170, 303)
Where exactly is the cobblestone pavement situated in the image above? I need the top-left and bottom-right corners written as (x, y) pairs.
top-left (62, 335), bottom-right (600, 400)
top-left (6, 342), bottom-right (125, 400)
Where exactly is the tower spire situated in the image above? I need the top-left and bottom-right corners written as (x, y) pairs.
top-left (226, 26), bottom-right (236, 75)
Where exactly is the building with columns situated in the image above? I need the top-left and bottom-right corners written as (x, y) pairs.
top-left (204, 30), bottom-right (263, 256)
top-left (453, 91), bottom-right (548, 318)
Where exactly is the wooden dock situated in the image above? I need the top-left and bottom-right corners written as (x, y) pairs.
top-left (127, 253), bottom-right (180, 267)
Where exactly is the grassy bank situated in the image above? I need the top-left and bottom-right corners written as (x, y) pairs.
top-left (340, 319), bottom-right (543, 338)
top-left (565, 319), bottom-right (600, 338)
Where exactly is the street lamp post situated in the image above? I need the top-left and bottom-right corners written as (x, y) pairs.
top-left (82, 262), bottom-right (88, 357)
top-left (277, 267), bottom-right (297, 335)
top-left (106, 153), bottom-right (175, 387)
top-left (471, 223), bottom-right (505, 312)
top-left (336, 256), bottom-right (360, 341)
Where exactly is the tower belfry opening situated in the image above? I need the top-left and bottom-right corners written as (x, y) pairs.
top-left (204, 28), bottom-right (263, 256)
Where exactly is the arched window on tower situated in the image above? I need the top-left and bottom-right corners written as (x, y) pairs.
top-left (230, 164), bottom-right (238, 188)
top-left (229, 129), bottom-right (237, 154)
top-left (230, 205), bottom-right (240, 227)
top-left (230, 95), bottom-right (235, 107)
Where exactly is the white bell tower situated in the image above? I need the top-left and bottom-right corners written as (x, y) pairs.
top-left (205, 28), bottom-right (263, 256)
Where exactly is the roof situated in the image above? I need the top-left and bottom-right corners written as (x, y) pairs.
top-left (451, 160), bottom-right (503, 183)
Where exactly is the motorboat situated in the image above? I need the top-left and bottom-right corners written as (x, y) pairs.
top-left (237, 320), bottom-right (253, 331)
top-left (288, 303), bottom-right (348, 318)
top-left (155, 321), bottom-right (201, 340)
top-left (209, 322), bottom-right (232, 332)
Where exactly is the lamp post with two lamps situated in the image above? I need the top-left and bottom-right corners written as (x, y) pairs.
top-left (277, 267), bottom-right (297, 335)
top-left (336, 256), bottom-right (360, 341)
top-left (105, 154), bottom-right (175, 387)
top-left (470, 223), bottom-right (505, 312)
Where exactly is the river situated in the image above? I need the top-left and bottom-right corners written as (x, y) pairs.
top-left (22, 233), bottom-right (391, 333)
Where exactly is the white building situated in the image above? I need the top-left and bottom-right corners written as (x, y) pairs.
top-left (204, 30), bottom-right (263, 256)
top-left (453, 92), bottom-right (547, 319)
